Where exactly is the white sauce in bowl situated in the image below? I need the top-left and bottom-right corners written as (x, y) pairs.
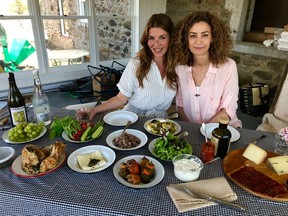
top-left (173, 158), bottom-right (203, 182)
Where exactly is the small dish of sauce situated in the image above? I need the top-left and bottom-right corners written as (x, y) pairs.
top-left (172, 154), bottom-right (203, 182)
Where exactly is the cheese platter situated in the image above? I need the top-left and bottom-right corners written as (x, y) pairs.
top-left (223, 148), bottom-right (288, 202)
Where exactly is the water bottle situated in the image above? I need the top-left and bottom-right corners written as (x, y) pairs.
top-left (32, 70), bottom-right (51, 125)
top-left (7, 72), bottom-right (28, 126)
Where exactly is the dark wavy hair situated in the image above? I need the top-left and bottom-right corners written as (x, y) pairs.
top-left (170, 11), bottom-right (233, 67)
top-left (136, 13), bottom-right (177, 89)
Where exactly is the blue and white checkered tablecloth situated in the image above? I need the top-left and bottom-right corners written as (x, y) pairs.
top-left (0, 107), bottom-right (287, 216)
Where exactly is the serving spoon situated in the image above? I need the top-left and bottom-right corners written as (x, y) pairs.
top-left (202, 123), bottom-right (208, 143)
top-left (122, 120), bottom-right (132, 135)
top-left (168, 112), bottom-right (179, 119)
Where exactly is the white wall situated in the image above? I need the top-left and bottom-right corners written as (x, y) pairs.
top-left (137, 0), bottom-right (167, 51)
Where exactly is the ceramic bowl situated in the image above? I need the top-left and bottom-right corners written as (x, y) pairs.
top-left (172, 154), bottom-right (204, 182)
top-left (0, 146), bottom-right (15, 164)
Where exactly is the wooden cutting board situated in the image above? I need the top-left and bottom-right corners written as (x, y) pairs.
top-left (223, 148), bottom-right (288, 202)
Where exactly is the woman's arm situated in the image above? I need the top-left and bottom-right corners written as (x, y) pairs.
top-left (177, 106), bottom-right (190, 122)
top-left (76, 92), bottom-right (128, 121)
top-left (211, 59), bottom-right (239, 124)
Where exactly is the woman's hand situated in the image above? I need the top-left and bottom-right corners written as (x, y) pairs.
top-left (209, 108), bottom-right (230, 123)
top-left (75, 108), bottom-right (97, 121)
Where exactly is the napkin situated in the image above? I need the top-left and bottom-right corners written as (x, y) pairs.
top-left (166, 177), bottom-right (237, 213)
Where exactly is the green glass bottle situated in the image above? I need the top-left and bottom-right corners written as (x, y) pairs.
top-left (7, 72), bottom-right (28, 126)
top-left (211, 116), bottom-right (231, 158)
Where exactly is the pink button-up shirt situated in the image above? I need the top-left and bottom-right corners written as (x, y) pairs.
top-left (176, 58), bottom-right (242, 128)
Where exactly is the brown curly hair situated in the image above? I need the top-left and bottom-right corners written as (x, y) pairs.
top-left (170, 11), bottom-right (233, 67)
top-left (136, 13), bottom-right (177, 89)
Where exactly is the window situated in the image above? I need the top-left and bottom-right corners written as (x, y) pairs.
top-left (0, 0), bottom-right (37, 72)
top-left (79, 0), bottom-right (89, 23)
top-left (0, 0), bottom-right (133, 71)
top-left (57, 0), bottom-right (69, 36)
top-left (243, 0), bottom-right (288, 44)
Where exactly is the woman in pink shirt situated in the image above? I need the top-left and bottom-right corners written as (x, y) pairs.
top-left (169, 11), bottom-right (242, 128)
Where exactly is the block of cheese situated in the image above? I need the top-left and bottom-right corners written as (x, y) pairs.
top-left (242, 143), bottom-right (267, 164)
top-left (267, 156), bottom-right (288, 175)
top-left (77, 150), bottom-right (107, 170)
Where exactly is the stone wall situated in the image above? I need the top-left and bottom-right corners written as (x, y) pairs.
top-left (230, 52), bottom-right (287, 89)
top-left (166, 0), bottom-right (288, 94)
top-left (166, 0), bottom-right (230, 25)
top-left (40, 0), bottom-right (132, 61)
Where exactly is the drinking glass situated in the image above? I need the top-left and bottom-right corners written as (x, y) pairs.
top-left (274, 134), bottom-right (288, 155)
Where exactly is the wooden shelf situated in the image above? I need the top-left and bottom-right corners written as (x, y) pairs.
top-left (243, 31), bottom-right (274, 44)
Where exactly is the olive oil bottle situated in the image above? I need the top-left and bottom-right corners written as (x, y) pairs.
top-left (211, 116), bottom-right (231, 158)
top-left (7, 72), bottom-right (28, 126)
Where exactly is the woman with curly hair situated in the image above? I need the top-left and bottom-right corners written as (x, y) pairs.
top-left (169, 11), bottom-right (242, 127)
top-left (76, 13), bottom-right (177, 120)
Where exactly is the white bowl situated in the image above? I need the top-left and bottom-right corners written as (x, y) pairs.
top-left (172, 154), bottom-right (204, 182)
top-left (113, 155), bottom-right (165, 189)
top-left (0, 147), bottom-right (15, 164)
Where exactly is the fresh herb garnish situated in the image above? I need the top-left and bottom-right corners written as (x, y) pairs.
top-left (88, 158), bottom-right (100, 167)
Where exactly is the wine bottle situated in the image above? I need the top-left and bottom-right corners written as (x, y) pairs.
top-left (7, 72), bottom-right (28, 126)
top-left (211, 116), bottom-right (232, 158)
top-left (32, 70), bottom-right (51, 125)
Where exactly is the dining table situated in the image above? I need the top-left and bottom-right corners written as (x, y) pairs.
top-left (0, 107), bottom-right (287, 216)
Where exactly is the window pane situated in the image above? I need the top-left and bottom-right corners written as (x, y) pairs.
top-left (40, 0), bottom-right (87, 16)
top-left (95, 0), bottom-right (131, 15)
top-left (97, 18), bottom-right (131, 61)
top-left (0, 20), bottom-right (38, 72)
top-left (43, 19), bottom-right (90, 67)
top-left (0, 0), bottom-right (29, 16)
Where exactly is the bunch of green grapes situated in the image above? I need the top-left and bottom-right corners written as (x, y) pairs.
top-left (8, 122), bottom-right (45, 142)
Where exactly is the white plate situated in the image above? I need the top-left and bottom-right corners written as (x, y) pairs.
top-left (106, 129), bottom-right (148, 150)
top-left (144, 118), bottom-right (181, 136)
top-left (113, 155), bottom-right (165, 189)
top-left (0, 147), bottom-right (15, 164)
top-left (11, 153), bottom-right (66, 178)
top-left (61, 130), bottom-right (103, 144)
top-left (67, 145), bottom-right (116, 173)
top-left (148, 137), bottom-right (193, 161)
top-left (2, 126), bottom-right (47, 144)
top-left (200, 123), bottom-right (240, 142)
top-left (103, 110), bottom-right (138, 126)
top-left (148, 138), bottom-right (159, 158)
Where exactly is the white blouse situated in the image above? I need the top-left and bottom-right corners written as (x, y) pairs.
top-left (117, 58), bottom-right (176, 118)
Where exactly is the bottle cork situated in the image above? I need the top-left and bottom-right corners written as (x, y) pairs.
top-left (219, 116), bottom-right (229, 124)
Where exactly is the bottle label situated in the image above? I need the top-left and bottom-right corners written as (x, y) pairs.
top-left (33, 105), bottom-right (51, 125)
top-left (10, 106), bottom-right (27, 125)
top-left (211, 136), bottom-right (219, 156)
top-left (35, 78), bottom-right (41, 86)
top-left (35, 112), bottom-right (51, 125)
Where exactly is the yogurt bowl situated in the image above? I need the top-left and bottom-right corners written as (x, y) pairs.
top-left (172, 154), bottom-right (204, 182)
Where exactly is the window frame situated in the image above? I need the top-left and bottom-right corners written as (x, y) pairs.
top-left (0, 0), bottom-right (137, 98)
top-left (0, 0), bottom-right (135, 72)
